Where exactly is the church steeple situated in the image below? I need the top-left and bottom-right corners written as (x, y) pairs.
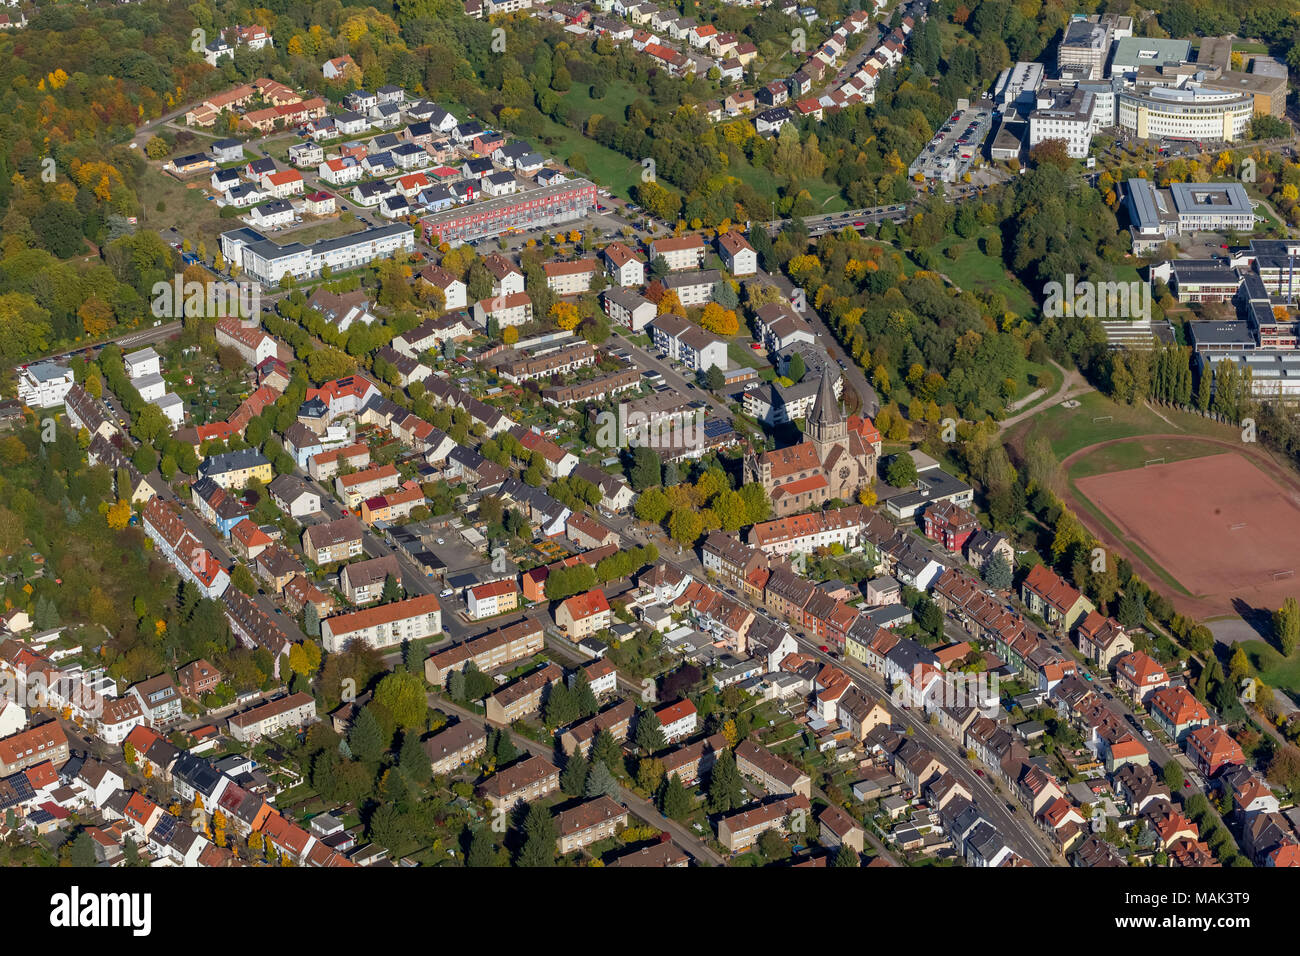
top-left (807, 367), bottom-right (843, 434)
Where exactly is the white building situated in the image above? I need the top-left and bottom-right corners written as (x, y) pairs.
top-left (16, 362), bottom-right (74, 409)
top-left (320, 594), bottom-right (442, 653)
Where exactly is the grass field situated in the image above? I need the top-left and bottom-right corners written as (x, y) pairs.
top-left (1065, 435), bottom-right (1233, 480)
top-left (1010, 390), bottom-right (1238, 460)
top-left (926, 230), bottom-right (1035, 315)
top-left (1238, 639), bottom-right (1300, 693)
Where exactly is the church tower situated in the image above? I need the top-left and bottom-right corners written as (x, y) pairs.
top-left (806, 368), bottom-right (848, 463)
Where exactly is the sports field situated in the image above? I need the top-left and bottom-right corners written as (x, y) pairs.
top-left (1074, 452), bottom-right (1300, 610)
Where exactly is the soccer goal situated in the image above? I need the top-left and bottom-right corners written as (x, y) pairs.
top-left (1144, 457), bottom-right (1164, 467)
top-left (1230, 522), bottom-right (1248, 531)
top-left (1092, 415), bottom-right (1113, 424)
top-left (1274, 569), bottom-right (1295, 581)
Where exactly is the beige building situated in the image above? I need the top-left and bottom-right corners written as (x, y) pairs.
top-left (734, 738), bottom-right (812, 798)
top-left (717, 794), bottom-right (811, 852)
top-left (484, 663), bottom-right (563, 724)
top-left (477, 755), bottom-right (559, 811)
top-left (426, 618), bottom-right (546, 686)
top-left (422, 720), bottom-right (488, 775)
top-left (303, 515), bottom-right (365, 565)
top-left (555, 796), bottom-right (629, 854)
top-left (554, 590), bottom-right (611, 642)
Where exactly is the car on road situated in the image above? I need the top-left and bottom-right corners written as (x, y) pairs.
top-left (1143, 729), bottom-right (1153, 741)
top-left (440, 588), bottom-right (454, 597)
top-left (853, 221), bottom-right (864, 227)
top-left (749, 342), bottom-right (762, 351)
top-left (975, 768), bottom-right (985, 776)
top-left (1183, 779), bottom-right (1191, 789)
top-left (818, 644), bottom-right (829, 653)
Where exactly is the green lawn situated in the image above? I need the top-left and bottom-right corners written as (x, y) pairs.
top-left (924, 231), bottom-right (1034, 316)
top-left (1065, 436), bottom-right (1232, 480)
top-left (1238, 639), bottom-right (1300, 695)
top-left (1009, 390), bottom-right (1238, 461)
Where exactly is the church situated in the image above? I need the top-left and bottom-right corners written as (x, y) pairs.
top-left (743, 369), bottom-right (882, 518)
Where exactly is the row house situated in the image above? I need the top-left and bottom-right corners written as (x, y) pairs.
top-left (477, 755), bottom-right (559, 812)
top-left (485, 664), bottom-right (564, 724)
top-left (227, 692), bottom-right (318, 743)
top-left (559, 699), bottom-right (636, 756)
top-left (425, 617), bottom-right (546, 686)
top-left (141, 497), bottom-right (230, 600)
top-left (423, 721), bottom-right (489, 775)
top-left (1021, 564), bottom-right (1095, 633)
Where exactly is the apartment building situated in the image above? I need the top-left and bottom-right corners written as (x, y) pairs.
top-left (717, 794), bottom-right (811, 852)
top-left (555, 590), bottom-right (612, 642)
top-left (425, 618), bottom-right (546, 686)
top-left (477, 755), bottom-right (560, 811)
top-left (303, 514), bottom-right (364, 564)
top-left (647, 312), bottom-right (727, 373)
top-left (227, 693), bottom-right (318, 743)
top-left (467, 579), bottom-right (520, 620)
top-left (340, 554), bottom-right (400, 605)
top-left (555, 796), bottom-right (629, 854)
top-left (734, 738), bottom-right (812, 798)
top-left (544, 259), bottom-right (600, 295)
top-left (422, 720), bottom-right (489, 775)
top-left (336, 464), bottom-right (401, 506)
top-left (0, 722), bottom-right (69, 775)
top-left (320, 593), bottom-right (442, 653)
top-left (484, 663), bottom-right (563, 723)
top-left (648, 234), bottom-right (706, 270)
top-left (655, 698), bottom-right (698, 743)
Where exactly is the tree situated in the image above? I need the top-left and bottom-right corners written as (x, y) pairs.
top-left (348, 706), bottom-right (386, 762)
top-left (983, 552), bottom-right (1013, 591)
top-left (517, 803), bottom-right (557, 867)
top-left (105, 498), bottom-right (132, 530)
top-left (584, 759), bottom-right (620, 799)
top-left (787, 351), bottom-right (806, 383)
top-left (561, 750), bottom-right (589, 796)
top-left (885, 454), bottom-right (918, 488)
top-left (466, 827), bottom-right (500, 867)
top-left (629, 445), bottom-right (661, 491)
top-left (706, 747), bottom-right (744, 813)
top-left (374, 671), bottom-right (428, 730)
top-left (590, 728), bottom-right (622, 773)
top-left (1275, 597), bottom-right (1300, 656)
top-left (704, 365), bottom-right (725, 391)
top-left (1117, 590), bottom-right (1146, 630)
top-left (658, 773), bottom-right (692, 820)
top-left (381, 573), bottom-right (404, 604)
top-left (832, 844), bottom-right (859, 867)
top-left (1161, 760), bottom-right (1184, 792)
top-left (399, 731), bottom-right (432, 785)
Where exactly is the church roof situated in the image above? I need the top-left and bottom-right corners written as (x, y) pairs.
top-left (807, 368), bottom-right (842, 432)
